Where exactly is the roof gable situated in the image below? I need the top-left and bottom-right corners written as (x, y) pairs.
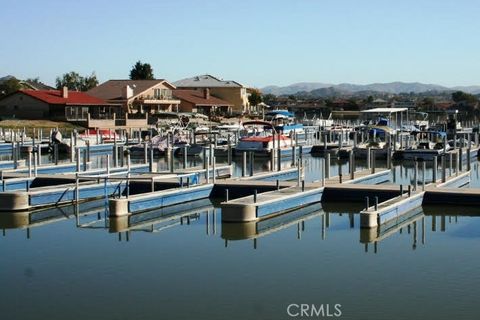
top-left (19, 90), bottom-right (108, 105)
top-left (173, 74), bottom-right (243, 88)
top-left (173, 89), bottom-right (233, 106)
top-left (87, 79), bottom-right (175, 101)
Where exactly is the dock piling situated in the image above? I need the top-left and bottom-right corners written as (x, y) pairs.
top-left (441, 155), bottom-right (446, 183)
top-left (183, 145), bottom-right (188, 169)
top-left (325, 153), bottom-right (330, 178)
top-left (432, 156), bottom-right (437, 182)
top-left (408, 185), bottom-right (411, 197)
top-left (365, 196), bottom-right (370, 210)
top-left (242, 152), bottom-right (247, 177)
top-left (225, 189), bottom-right (229, 202)
top-left (374, 196), bottom-right (378, 211)
top-left (253, 189), bottom-right (257, 203)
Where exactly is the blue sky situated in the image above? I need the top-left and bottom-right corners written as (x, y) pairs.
top-left (1, 0), bottom-right (479, 88)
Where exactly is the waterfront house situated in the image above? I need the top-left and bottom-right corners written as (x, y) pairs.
top-left (0, 88), bottom-right (121, 123)
top-left (88, 79), bottom-right (181, 116)
top-left (173, 89), bottom-right (233, 115)
top-left (173, 74), bottom-right (250, 114)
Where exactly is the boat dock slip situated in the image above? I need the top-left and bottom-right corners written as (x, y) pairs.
top-left (221, 203), bottom-right (323, 241)
top-left (237, 168), bottom-right (299, 181)
top-left (0, 160), bottom-right (26, 170)
top-left (109, 183), bottom-right (213, 217)
top-left (0, 180), bottom-right (126, 211)
top-left (221, 186), bottom-right (322, 222)
top-left (360, 171), bottom-right (472, 228)
top-left (108, 198), bottom-right (212, 233)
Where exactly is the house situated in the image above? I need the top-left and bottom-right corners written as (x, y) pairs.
top-left (173, 89), bottom-right (233, 115)
top-left (173, 74), bottom-right (249, 114)
top-left (0, 88), bottom-right (120, 122)
top-left (88, 79), bottom-right (180, 115)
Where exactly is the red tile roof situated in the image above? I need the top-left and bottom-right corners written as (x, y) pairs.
top-left (19, 89), bottom-right (109, 105)
top-left (173, 89), bottom-right (232, 106)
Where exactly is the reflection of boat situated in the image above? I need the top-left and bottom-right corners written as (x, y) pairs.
top-left (221, 203), bottom-right (323, 241)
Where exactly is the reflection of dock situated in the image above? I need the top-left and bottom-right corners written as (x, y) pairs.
top-left (221, 203), bottom-right (323, 242)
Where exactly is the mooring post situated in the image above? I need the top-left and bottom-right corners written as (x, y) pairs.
top-left (449, 152), bottom-right (453, 177)
top-left (365, 196), bottom-right (370, 210)
top-left (227, 134), bottom-right (232, 166)
top-left (205, 156), bottom-right (210, 184)
top-left (106, 154), bottom-right (111, 176)
top-left (69, 135), bottom-right (74, 163)
top-left (467, 147), bottom-right (471, 171)
top-left (408, 185), bottom-right (411, 197)
top-left (459, 148), bottom-right (463, 172)
top-left (301, 180), bottom-right (305, 192)
top-left (113, 135), bottom-right (118, 167)
top-left (270, 147), bottom-right (275, 171)
top-left (253, 189), bottom-right (257, 203)
top-left (400, 184), bottom-right (403, 197)
top-left (212, 156), bottom-right (216, 184)
top-left (183, 145), bottom-right (188, 169)
top-left (249, 152), bottom-right (254, 177)
top-left (33, 149), bottom-right (37, 177)
top-left (169, 148), bottom-right (174, 173)
top-left (297, 158), bottom-right (302, 186)
top-left (54, 143), bottom-right (59, 165)
top-left (413, 158), bottom-right (418, 191)
top-left (422, 161), bottom-right (426, 191)
top-left (455, 150), bottom-right (460, 176)
top-left (225, 189), bottom-right (229, 202)
top-left (76, 147), bottom-right (81, 172)
top-left (126, 173), bottom-right (130, 199)
top-left (276, 179), bottom-right (280, 190)
top-left (242, 151), bottom-right (247, 177)
top-left (321, 158), bottom-right (326, 187)
top-left (432, 156), bottom-right (437, 182)
top-left (349, 150), bottom-right (354, 180)
top-left (374, 196), bottom-right (378, 211)
top-left (475, 132), bottom-right (479, 147)
top-left (126, 151), bottom-right (131, 173)
top-left (151, 177), bottom-right (155, 192)
top-left (325, 153), bottom-right (330, 178)
top-left (371, 149), bottom-right (376, 174)
top-left (441, 155), bottom-right (446, 183)
top-left (338, 162), bottom-right (343, 184)
top-left (387, 147), bottom-right (392, 169)
top-left (75, 173), bottom-right (79, 203)
top-left (277, 134), bottom-right (282, 171)
top-left (143, 142), bottom-right (148, 164)
top-left (83, 149), bottom-right (87, 171)
top-left (367, 147), bottom-right (371, 170)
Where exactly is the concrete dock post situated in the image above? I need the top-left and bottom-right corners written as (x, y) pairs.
top-left (76, 147), bottom-right (81, 172)
top-left (277, 136), bottom-right (282, 172)
top-left (225, 189), bottom-right (229, 202)
top-left (86, 140), bottom-right (90, 163)
top-left (33, 150), bottom-right (37, 177)
top-left (209, 143), bottom-right (213, 166)
top-left (212, 156), bottom-right (216, 183)
top-left (414, 159), bottom-right (418, 191)
top-left (467, 148), bottom-right (471, 171)
top-left (183, 145), bottom-right (188, 169)
top-left (291, 144), bottom-right (296, 166)
top-left (75, 173), bottom-right (79, 203)
top-left (126, 151), bottom-right (131, 173)
top-left (169, 148), bottom-right (174, 173)
top-left (151, 177), bottom-right (155, 192)
top-left (458, 148), bottom-right (463, 172)
top-left (449, 152), bottom-right (453, 177)
top-left (297, 159), bottom-right (302, 186)
top-left (276, 179), bottom-right (280, 190)
top-left (400, 184), bottom-right (403, 196)
top-left (253, 189), bottom-right (257, 203)
top-left (113, 137), bottom-right (118, 167)
top-left (433, 156), bottom-right (438, 182)
top-left (301, 180), bottom-right (305, 192)
top-left (371, 150), bottom-right (376, 174)
top-left (83, 149), bottom-right (87, 171)
top-left (242, 152), bottom-right (247, 177)
top-left (325, 153), bottom-right (331, 178)
top-left (349, 150), bottom-right (354, 180)
top-left (453, 134), bottom-right (457, 150)
top-left (54, 144), bottom-right (59, 165)
top-left (374, 196), bottom-right (378, 211)
top-left (227, 134), bottom-right (232, 165)
top-left (367, 147), bottom-right (371, 170)
top-left (338, 162), bottom-right (343, 183)
top-left (249, 152), bottom-right (254, 177)
top-left (12, 143), bottom-right (17, 169)
top-left (422, 161), bottom-right (426, 191)
top-left (143, 143), bottom-right (148, 164)
top-left (408, 185), bottom-right (411, 197)
top-left (106, 154), bottom-right (111, 176)
top-left (475, 132), bottom-right (479, 147)
top-left (441, 155), bottom-right (446, 183)
top-left (270, 148), bottom-right (275, 171)
top-left (365, 196), bottom-right (370, 210)
top-left (387, 147), bottom-right (392, 169)
top-left (205, 158), bottom-right (210, 184)
top-left (321, 158), bottom-right (326, 187)
top-left (37, 144), bottom-right (42, 166)
top-left (69, 135), bottom-right (74, 163)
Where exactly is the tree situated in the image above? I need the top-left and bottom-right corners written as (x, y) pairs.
top-left (129, 61), bottom-right (154, 80)
top-left (0, 77), bottom-right (21, 97)
top-left (248, 89), bottom-right (263, 107)
top-left (25, 77), bottom-right (41, 84)
top-left (452, 91), bottom-right (477, 103)
top-left (55, 71), bottom-right (98, 91)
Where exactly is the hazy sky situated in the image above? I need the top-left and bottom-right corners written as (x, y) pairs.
top-left (1, 0), bottom-right (479, 88)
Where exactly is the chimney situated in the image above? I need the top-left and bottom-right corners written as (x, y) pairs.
top-left (122, 85), bottom-right (134, 99)
top-left (62, 86), bottom-right (68, 99)
top-left (203, 88), bottom-right (210, 100)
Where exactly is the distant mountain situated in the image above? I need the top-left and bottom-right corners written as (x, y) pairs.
top-left (262, 81), bottom-right (480, 95)
top-left (262, 82), bottom-right (332, 95)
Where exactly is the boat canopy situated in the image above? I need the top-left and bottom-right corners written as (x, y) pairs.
top-left (361, 108), bottom-right (408, 114)
top-left (242, 120), bottom-right (275, 128)
top-left (265, 110), bottom-right (294, 117)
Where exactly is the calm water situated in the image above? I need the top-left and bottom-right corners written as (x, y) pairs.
top-left (0, 152), bottom-right (479, 320)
